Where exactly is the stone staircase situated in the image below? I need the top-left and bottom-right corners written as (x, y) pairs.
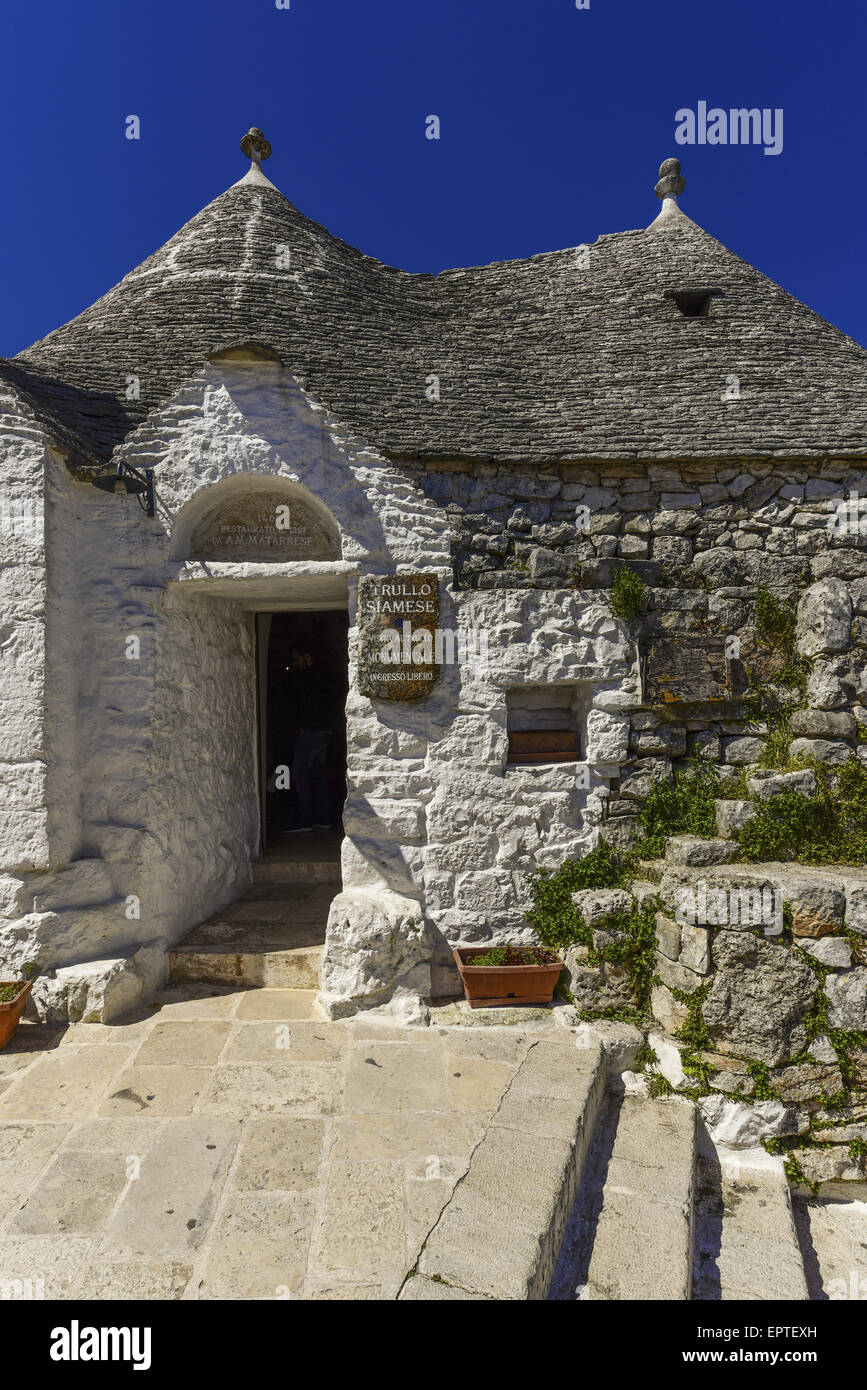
top-left (550, 1078), bottom-right (814, 1301)
top-left (545, 830), bottom-right (867, 1301)
top-left (168, 833), bottom-right (341, 991)
top-left (402, 1011), bottom-right (864, 1301)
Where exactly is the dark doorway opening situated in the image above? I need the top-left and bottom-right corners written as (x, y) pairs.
top-left (258, 611), bottom-right (349, 853)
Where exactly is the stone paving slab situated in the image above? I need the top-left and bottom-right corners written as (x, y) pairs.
top-left (0, 983), bottom-right (574, 1300)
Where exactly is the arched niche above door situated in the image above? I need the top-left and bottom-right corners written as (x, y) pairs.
top-left (180, 478), bottom-right (341, 563)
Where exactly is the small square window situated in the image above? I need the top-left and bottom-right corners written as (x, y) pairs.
top-left (506, 684), bottom-right (585, 764)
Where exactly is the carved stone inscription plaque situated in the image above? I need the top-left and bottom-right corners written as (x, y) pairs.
top-left (190, 491), bottom-right (339, 562)
top-left (357, 573), bottom-right (441, 702)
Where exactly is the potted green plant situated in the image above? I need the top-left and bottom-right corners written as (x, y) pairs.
top-left (452, 944), bottom-right (564, 1009)
top-left (0, 978), bottom-right (33, 1049)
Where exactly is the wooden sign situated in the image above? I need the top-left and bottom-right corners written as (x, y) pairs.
top-left (190, 492), bottom-right (339, 563)
top-left (357, 573), bottom-right (441, 702)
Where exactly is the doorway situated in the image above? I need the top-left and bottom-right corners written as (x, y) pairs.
top-left (256, 610), bottom-right (349, 856)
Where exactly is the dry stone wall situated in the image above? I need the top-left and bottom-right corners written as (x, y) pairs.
top-left (408, 455), bottom-right (867, 849)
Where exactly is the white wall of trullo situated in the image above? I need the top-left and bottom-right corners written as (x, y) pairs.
top-left (0, 359), bottom-right (629, 1021)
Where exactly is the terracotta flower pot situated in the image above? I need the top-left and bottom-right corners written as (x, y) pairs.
top-left (453, 947), bottom-right (564, 1009)
top-left (0, 981), bottom-right (32, 1049)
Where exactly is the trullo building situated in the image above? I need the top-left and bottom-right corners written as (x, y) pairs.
top-left (2, 131), bottom-right (866, 1026)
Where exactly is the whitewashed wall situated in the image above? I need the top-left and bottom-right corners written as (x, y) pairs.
top-left (0, 357), bottom-right (630, 1020)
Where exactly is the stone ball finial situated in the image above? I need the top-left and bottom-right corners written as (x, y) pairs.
top-left (655, 157), bottom-right (685, 201)
top-left (240, 128), bottom-right (272, 164)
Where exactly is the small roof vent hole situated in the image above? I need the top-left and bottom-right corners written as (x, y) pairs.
top-left (665, 288), bottom-right (724, 318)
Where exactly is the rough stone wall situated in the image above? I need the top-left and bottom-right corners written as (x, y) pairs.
top-left (0, 389), bottom-right (50, 876)
top-left (407, 456), bottom-right (867, 851)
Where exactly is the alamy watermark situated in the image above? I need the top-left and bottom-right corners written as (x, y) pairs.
top-left (0, 500), bottom-right (43, 541)
top-left (826, 491), bottom-right (867, 539)
top-left (0, 1276), bottom-right (44, 1300)
top-left (675, 880), bottom-right (783, 936)
top-left (675, 103), bottom-right (783, 156)
top-left (378, 623), bottom-right (489, 672)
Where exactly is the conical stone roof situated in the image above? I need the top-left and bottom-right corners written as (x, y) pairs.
top-left (6, 149), bottom-right (867, 469)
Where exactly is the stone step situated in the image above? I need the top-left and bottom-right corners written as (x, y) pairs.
top-left (169, 935), bottom-right (323, 990)
top-left (168, 882), bottom-right (333, 990)
top-left (252, 830), bottom-right (343, 886)
top-left (693, 1151), bottom-right (809, 1301)
top-left (29, 858), bottom-right (116, 912)
top-left (252, 858), bottom-right (342, 886)
top-left (583, 1096), bottom-right (696, 1300)
top-left (404, 1035), bottom-right (607, 1300)
top-left (792, 1186), bottom-right (867, 1298)
top-left (217, 883), bottom-right (338, 924)
top-left (664, 836), bottom-right (739, 867)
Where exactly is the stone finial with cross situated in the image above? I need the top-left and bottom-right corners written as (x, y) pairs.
top-left (240, 128), bottom-right (272, 166)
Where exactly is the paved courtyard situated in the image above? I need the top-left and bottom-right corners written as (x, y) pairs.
top-left (0, 984), bottom-right (555, 1300)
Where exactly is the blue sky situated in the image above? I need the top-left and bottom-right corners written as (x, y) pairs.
top-left (4, 0), bottom-right (866, 356)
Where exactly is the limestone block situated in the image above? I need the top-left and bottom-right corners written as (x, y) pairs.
top-left (786, 1147), bottom-right (865, 1186)
top-left (30, 940), bottom-right (167, 1024)
top-left (721, 736), bottom-right (766, 765)
top-left (806, 653), bottom-right (867, 710)
top-left (571, 888), bottom-right (633, 926)
top-left (693, 547), bottom-right (745, 586)
top-left (795, 578), bottom-right (852, 657)
top-left (715, 799), bottom-right (756, 838)
top-left (576, 1020), bottom-right (644, 1072)
top-left (0, 874), bottom-right (30, 917)
top-left (787, 880), bottom-right (845, 937)
top-left (0, 761), bottom-right (46, 809)
top-left (788, 738), bottom-right (853, 766)
top-left (563, 948), bottom-right (637, 1014)
top-left (679, 923), bottom-right (711, 975)
top-left (664, 836), bottom-right (738, 867)
top-left (319, 888), bottom-right (431, 1021)
top-left (650, 984), bottom-right (688, 1034)
top-left (631, 726), bottom-right (687, 757)
top-left (455, 870), bottom-right (522, 913)
top-left (0, 808), bottom-right (50, 873)
top-left (703, 933), bottom-right (818, 1065)
top-left (690, 730), bottom-right (721, 761)
top-left (788, 709), bottom-right (856, 739)
top-left (342, 797), bottom-right (424, 842)
top-left (30, 860), bottom-right (116, 912)
top-left (598, 816), bottom-right (641, 851)
top-left (808, 1035), bottom-right (840, 1065)
top-left (654, 912), bottom-right (681, 961)
top-left (340, 835), bottom-right (424, 896)
top-left (647, 1032), bottom-right (688, 1088)
top-left (801, 937), bottom-right (852, 970)
top-left (845, 884), bottom-right (867, 936)
top-left (825, 969), bottom-right (867, 1031)
top-left (745, 769), bottom-right (816, 802)
top-left (773, 1062), bottom-right (844, 1104)
top-left (698, 1095), bottom-right (800, 1149)
top-left (655, 953), bottom-right (704, 996)
top-left (585, 709), bottom-right (629, 764)
top-left (528, 547), bottom-right (568, 585)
